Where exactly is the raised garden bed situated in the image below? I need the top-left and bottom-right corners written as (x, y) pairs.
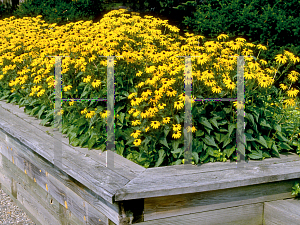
top-left (1, 98), bottom-right (300, 225)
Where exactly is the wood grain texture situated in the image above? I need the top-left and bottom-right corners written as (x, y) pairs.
top-left (143, 179), bottom-right (295, 221)
top-left (115, 158), bottom-right (300, 201)
top-left (264, 199), bottom-right (300, 224)
top-left (136, 202), bottom-right (264, 225)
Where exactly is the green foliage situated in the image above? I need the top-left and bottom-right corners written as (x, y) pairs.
top-left (176, 0), bottom-right (300, 90)
top-left (292, 181), bottom-right (300, 198)
top-left (9, 0), bottom-right (107, 26)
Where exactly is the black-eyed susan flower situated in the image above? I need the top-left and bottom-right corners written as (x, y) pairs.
top-left (131, 130), bottom-right (141, 138)
top-left (133, 139), bottom-right (142, 146)
top-left (173, 124), bottom-right (181, 132)
top-left (151, 121), bottom-right (160, 129)
top-left (132, 120), bottom-right (141, 126)
top-left (174, 101), bottom-right (184, 110)
top-left (162, 117), bottom-right (171, 124)
top-left (81, 108), bottom-right (88, 115)
top-left (172, 130), bottom-right (181, 139)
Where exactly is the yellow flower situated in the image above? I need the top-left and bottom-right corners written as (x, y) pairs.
top-left (37, 89), bottom-right (45, 97)
top-left (275, 54), bottom-right (288, 64)
top-left (133, 139), bottom-right (142, 146)
top-left (92, 79), bottom-right (101, 88)
top-left (145, 126), bottom-right (150, 132)
top-left (162, 117), bottom-right (171, 124)
top-left (131, 130), bottom-right (141, 138)
top-left (287, 88), bottom-right (299, 98)
top-left (173, 124), bottom-right (181, 132)
top-left (81, 108), bottom-right (88, 115)
top-left (172, 131), bottom-right (181, 139)
top-left (86, 111), bottom-right (96, 119)
top-left (279, 83), bottom-right (288, 90)
top-left (132, 120), bottom-right (141, 126)
top-left (132, 110), bottom-right (141, 117)
top-left (216, 34), bottom-right (229, 41)
top-left (83, 75), bottom-right (92, 83)
top-left (151, 121), bottom-right (160, 129)
top-left (63, 85), bottom-right (72, 92)
top-left (174, 101), bottom-right (184, 110)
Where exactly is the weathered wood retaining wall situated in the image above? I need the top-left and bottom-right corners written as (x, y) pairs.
top-left (1, 99), bottom-right (300, 224)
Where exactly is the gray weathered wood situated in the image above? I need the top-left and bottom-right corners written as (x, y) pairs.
top-left (264, 199), bottom-right (300, 224)
top-left (137, 202), bottom-right (264, 225)
top-left (115, 158), bottom-right (300, 201)
top-left (143, 179), bottom-right (295, 221)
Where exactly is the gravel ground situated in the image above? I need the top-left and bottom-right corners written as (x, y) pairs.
top-left (0, 188), bottom-right (36, 225)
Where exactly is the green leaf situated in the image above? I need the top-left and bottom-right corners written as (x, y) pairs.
top-left (196, 130), bottom-right (204, 137)
top-left (223, 107), bottom-right (231, 114)
top-left (30, 105), bottom-right (41, 116)
top-left (37, 105), bottom-right (47, 119)
top-left (76, 71), bottom-right (84, 79)
top-left (118, 112), bottom-right (125, 124)
top-left (207, 147), bottom-right (215, 156)
top-left (159, 136), bottom-right (170, 149)
top-left (192, 152), bottom-right (199, 164)
top-left (251, 108), bottom-right (260, 123)
top-left (248, 149), bottom-right (263, 159)
top-left (219, 128), bottom-right (228, 132)
top-left (75, 117), bottom-right (87, 128)
top-left (228, 123), bottom-right (236, 137)
top-left (209, 117), bottom-right (219, 129)
top-left (154, 149), bottom-right (166, 167)
top-left (71, 137), bottom-right (80, 147)
top-left (255, 136), bottom-right (269, 149)
top-left (116, 104), bottom-right (125, 114)
top-left (116, 140), bottom-right (125, 156)
top-left (278, 142), bottom-right (293, 150)
top-left (88, 136), bottom-right (97, 149)
top-left (245, 133), bottom-right (256, 141)
top-left (40, 117), bottom-right (52, 126)
top-left (262, 150), bottom-right (271, 158)
top-left (264, 136), bottom-right (274, 149)
top-left (200, 152), bottom-right (209, 162)
top-left (203, 135), bottom-right (218, 148)
top-left (172, 140), bottom-right (181, 151)
top-left (222, 134), bottom-right (232, 148)
top-left (245, 112), bottom-right (255, 126)
top-left (78, 132), bottom-right (90, 146)
top-left (271, 142), bottom-right (280, 157)
top-left (174, 114), bottom-right (181, 124)
top-left (276, 132), bottom-right (289, 142)
top-left (260, 118), bottom-right (272, 129)
top-left (224, 145), bottom-right (236, 158)
top-left (214, 132), bottom-right (222, 143)
top-left (200, 117), bottom-right (213, 129)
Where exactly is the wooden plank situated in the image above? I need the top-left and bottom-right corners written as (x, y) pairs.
top-left (115, 158), bottom-right (300, 201)
top-left (0, 103), bottom-right (130, 204)
top-left (137, 202), bottom-right (264, 225)
top-left (0, 173), bottom-right (42, 225)
top-left (1, 151), bottom-right (94, 225)
top-left (264, 199), bottom-right (300, 224)
top-left (0, 135), bottom-right (120, 224)
top-left (0, 99), bottom-right (146, 180)
top-left (143, 179), bottom-right (295, 221)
